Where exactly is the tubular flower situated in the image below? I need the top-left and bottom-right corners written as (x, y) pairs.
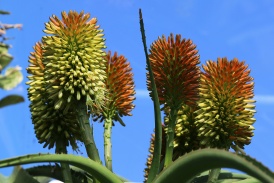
top-left (27, 42), bottom-right (82, 149)
top-left (147, 33), bottom-right (200, 110)
top-left (93, 51), bottom-right (135, 124)
top-left (195, 57), bottom-right (255, 149)
top-left (42, 11), bottom-right (107, 112)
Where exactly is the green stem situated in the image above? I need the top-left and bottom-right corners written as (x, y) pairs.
top-left (104, 116), bottom-right (113, 171)
top-left (139, 9), bottom-right (162, 183)
top-left (231, 144), bottom-right (246, 155)
top-left (163, 108), bottom-right (178, 168)
top-left (76, 100), bottom-right (101, 164)
top-left (55, 138), bottom-right (73, 183)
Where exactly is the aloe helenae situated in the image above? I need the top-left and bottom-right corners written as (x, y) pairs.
top-left (0, 8), bottom-right (273, 183)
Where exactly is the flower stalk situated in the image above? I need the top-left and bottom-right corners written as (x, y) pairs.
top-left (55, 137), bottom-right (73, 183)
top-left (104, 116), bottom-right (113, 171)
top-left (163, 108), bottom-right (178, 168)
top-left (76, 99), bottom-right (101, 164)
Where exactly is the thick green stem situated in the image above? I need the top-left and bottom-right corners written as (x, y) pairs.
top-left (55, 138), bottom-right (73, 183)
top-left (139, 9), bottom-right (162, 183)
top-left (104, 116), bottom-right (113, 171)
top-left (76, 100), bottom-right (101, 164)
top-left (163, 108), bottom-right (178, 168)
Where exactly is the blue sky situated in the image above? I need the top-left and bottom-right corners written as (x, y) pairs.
top-left (1, 0), bottom-right (274, 182)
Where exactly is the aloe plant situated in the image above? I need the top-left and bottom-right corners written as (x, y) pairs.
top-left (0, 9), bottom-right (273, 183)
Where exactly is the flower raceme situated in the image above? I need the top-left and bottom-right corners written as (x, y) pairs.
top-left (93, 51), bottom-right (135, 124)
top-left (42, 11), bottom-right (107, 113)
top-left (195, 58), bottom-right (256, 149)
top-left (27, 42), bottom-right (82, 149)
top-left (147, 33), bottom-right (200, 110)
top-left (26, 10), bottom-right (107, 150)
top-left (146, 33), bottom-right (200, 169)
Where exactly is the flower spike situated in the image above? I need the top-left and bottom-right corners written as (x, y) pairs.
top-left (147, 33), bottom-right (200, 168)
top-left (195, 57), bottom-right (256, 149)
top-left (42, 11), bottom-right (107, 112)
top-left (147, 33), bottom-right (200, 110)
top-left (27, 42), bottom-right (82, 150)
top-left (92, 51), bottom-right (135, 171)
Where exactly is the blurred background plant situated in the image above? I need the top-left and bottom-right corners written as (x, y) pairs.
top-left (0, 10), bottom-right (23, 109)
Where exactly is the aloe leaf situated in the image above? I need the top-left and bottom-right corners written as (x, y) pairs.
top-left (33, 177), bottom-right (52, 183)
top-left (0, 67), bottom-right (23, 90)
top-left (139, 9), bottom-right (162, 183)
top-left (0, 173), bottom-right (7, 183)
top-left (190, 170), bottom-right (256, 183)
top-left (26, 165), bottom-right (92, 183)
top-left (8, 166), bottom-right (39, 183)
top-left (152, 148), bottom-right (274, 183)
top-left (0, 95), bottom-right (24, 108)
top-left (0, 153), bottom-right (123, 183)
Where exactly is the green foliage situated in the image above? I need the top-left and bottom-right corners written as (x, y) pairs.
top-left (0, 154), bottom-right (123, 183)
top-left (0, 43), bottom-right (13, 71)
top-left (0, 10), bottom-right (10, 15)
top-left (26, 165), bottom-right (93, 183)
top-left (0, 94), bottom-right (24, 108)
top-left (0, 166), bottom-right (48, 183)
top-left (0, 67), bottom-right (23, 90)
top-left (0, 10), bottom-right (24, 108)
top-left (152, 149), bottom-right (274, 183)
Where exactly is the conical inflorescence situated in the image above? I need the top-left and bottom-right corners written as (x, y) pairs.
top-left (42, 10), bottom-right (107, 112)
top-left (27, 11), bottom-right (107, 149)
top-left (93, 51), bottom-right (135, 123)
top-left (147, 33), bottom-right (200, 110)
top-left (27, 42), bottom-right (82, 149)
top-left (195, 57), bottom-right (256, 149)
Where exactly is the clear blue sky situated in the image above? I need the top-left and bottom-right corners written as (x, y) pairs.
top-left (1, 0), bottom-right (274, 182)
